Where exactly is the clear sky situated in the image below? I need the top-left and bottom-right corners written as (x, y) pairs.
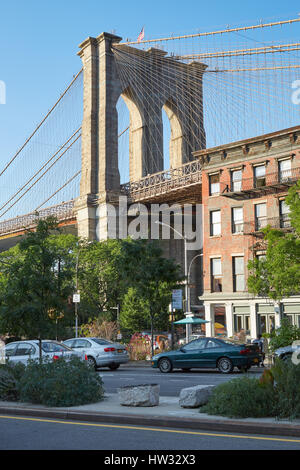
top-left (0, 0), bottom-right (299, 167)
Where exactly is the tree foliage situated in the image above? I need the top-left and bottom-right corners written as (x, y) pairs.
top-left (0, 218), bottom-right (77, 352)
top-left (75, 239), bottom-right (123, 322)
top-left (267, 318), bottom-right (300, 352)
top-left (248, 184), bottom-right (300, 301)
top-left (118, 239), bottom-right (183, 354)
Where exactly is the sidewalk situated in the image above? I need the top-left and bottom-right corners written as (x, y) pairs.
top-left (0, 393), bottom-right (300, 438)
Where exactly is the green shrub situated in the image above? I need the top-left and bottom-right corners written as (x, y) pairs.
top-left (271, 359), bottom-right (300, 420)
top-left (200, 376), bottom-right (276, 419)
top-left (1, 361), bottom-right (26, 382)
top-left (0, 369), bottom-right (18, 401)
top-left (0, 362), bottom-right (26, 401)
top-left (18, 356), bottom-right (104, 407)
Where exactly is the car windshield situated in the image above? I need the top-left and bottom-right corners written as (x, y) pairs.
top-left (92, 338), bottom-right (113, 346)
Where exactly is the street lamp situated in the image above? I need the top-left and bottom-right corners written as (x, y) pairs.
top-left (74, 241), bottom-right (93, 338)
top-left (155, 221), bottom-right (190, 339)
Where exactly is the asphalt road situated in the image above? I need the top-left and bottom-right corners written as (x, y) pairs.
top-left (0, 415), bottom-right (299, 451)
top-left (98, 366), bottom-right (263, 396)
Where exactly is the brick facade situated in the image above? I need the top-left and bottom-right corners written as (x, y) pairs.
top-left (194, 125), bottom-right (300, 340)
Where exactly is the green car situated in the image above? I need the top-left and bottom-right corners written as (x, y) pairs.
top-left (151, 337), bottom-right (261, 374)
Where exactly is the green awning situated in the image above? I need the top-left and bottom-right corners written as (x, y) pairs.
top-left (173, 317), bottom-right (209, 325)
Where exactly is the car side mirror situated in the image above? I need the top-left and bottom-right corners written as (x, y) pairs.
top-left (180, 347), bottom-right (186, 353)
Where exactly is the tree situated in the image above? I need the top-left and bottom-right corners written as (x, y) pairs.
top-left (248, 184), bottom-right (300, 301)
top-left (120, 287), bottom-right (151, 332)
top-left (267, 317), bottom-right (300, 352)
top-left (75, 239), bottom-right (124, 322)
top-left (0, 217), bottom-right (76, 359)
top-left (118, 239), bottom-right (183, 356)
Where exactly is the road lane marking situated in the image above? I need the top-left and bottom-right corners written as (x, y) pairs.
top-left (0, 415), bottom-right (299, 444)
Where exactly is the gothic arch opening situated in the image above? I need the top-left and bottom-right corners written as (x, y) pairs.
top-left (118, 87), bottom-right (146, 182)
top-left (163, 98), bottom-right (188, 169)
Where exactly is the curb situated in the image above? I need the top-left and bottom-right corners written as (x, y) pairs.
top-left (122, 362), bottom-right (151, 368)
top-left (0, 406), bottom-right (300, 438)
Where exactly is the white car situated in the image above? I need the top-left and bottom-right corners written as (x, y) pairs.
top-left (274, 342), bottom-right (300, 363)
top-left (63, 337), bottom-right (129, 370)
top-left (1, 340), bottom-right (84, 365)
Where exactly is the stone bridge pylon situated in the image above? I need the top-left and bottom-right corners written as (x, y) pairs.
top-left (74, 32), bottom-right (206, 240)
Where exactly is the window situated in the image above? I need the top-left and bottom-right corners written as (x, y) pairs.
top-left (206, 339), bottom-right (221, 349)
top-left (255, 203), bottom-right (267, 230)
top-left (279, 159), bottom-right (292, 182)
top-left (257, 254), bottom-right (266, 262)
top-left (233, 315), bottom-right (251, 334)
top-left (279, 200), bottom-right (291, 228)
top-left (258, 314), bottom-right (275, 335)
top-left (92, 338), bottom-right (112, 346)
top-left (184, 338), bottom-right (207, 350)
top-left (73, 339), bottom-right (92, 349)
top-left (4, 343), bottom-right (17, 357)
top-left (210, 210), bottom-right (221, 236)
top-left (209, 173), bottom-right (220, 195)
top-left (233, 256), bottom-right (245, 292)
top-left (41, 342), bottom-right (71, 353)
top-left (232, 207), bottom-right (244, 233)
top-left (15, 343), bottom-right (36, 356)
top-left (211, 258), bottom-right (222, 292)
top-left (254, 165), bottom-right (266, 188)
top-left (231, 169), bottom-right (242, 192)
top-left (64, 339), bottom-right (76, 348)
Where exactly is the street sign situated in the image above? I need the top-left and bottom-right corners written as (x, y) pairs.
top-left (73, 294), bottom-right (80, 303)
top-left (172, 289), bottom-right (182, 310)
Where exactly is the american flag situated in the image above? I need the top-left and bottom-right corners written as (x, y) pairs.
top-left (137, 27), bottom-right (145, 42)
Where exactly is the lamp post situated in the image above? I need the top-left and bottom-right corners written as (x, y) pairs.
top-left (74, 241), bottom-right (92, 338)
top-left (155, 221), bottom-right (189, 339)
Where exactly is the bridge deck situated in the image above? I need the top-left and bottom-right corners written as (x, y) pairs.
top-left (0, 160), bottom-right (202, 238)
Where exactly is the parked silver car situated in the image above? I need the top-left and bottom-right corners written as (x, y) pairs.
top-left (63, 337), bottom-right (129, 370)
top-left (274, 342), bottom-right (300, 362)
top-left (1, 340), bottom-right (84, 365)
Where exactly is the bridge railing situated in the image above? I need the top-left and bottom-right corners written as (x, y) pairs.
top-left (0, 200), bottom-right (75, 237)
top-left (120, 159), bottom-right (202, 201)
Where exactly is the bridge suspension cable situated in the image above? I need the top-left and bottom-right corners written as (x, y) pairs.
top-left (0, 133), bottom-right (82, 220)
top-left (0, 128), bottom-right (82, 215)
top-left (0, 69), bottom-right (83, 178)
top-left (176, 43), bottom-right (300, 60)
top-left (35, 170), bottom-right (81, 211)
top-left (118, 17), bottom-right (300, 45)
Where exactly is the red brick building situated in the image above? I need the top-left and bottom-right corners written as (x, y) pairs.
top-left (194, 125), bottom-right (300, 340)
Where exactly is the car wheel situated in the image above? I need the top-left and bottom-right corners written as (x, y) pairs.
top-left (87, 356), bottom-right (97, 369)
top-left (109, 364), bottom-right (120, 370)
top-left (281, 354), bottom-right (292, 363)
top-left (217, 357), bottom-right (234, 374)
top-left (158, 358), bottom-right (173, 373)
